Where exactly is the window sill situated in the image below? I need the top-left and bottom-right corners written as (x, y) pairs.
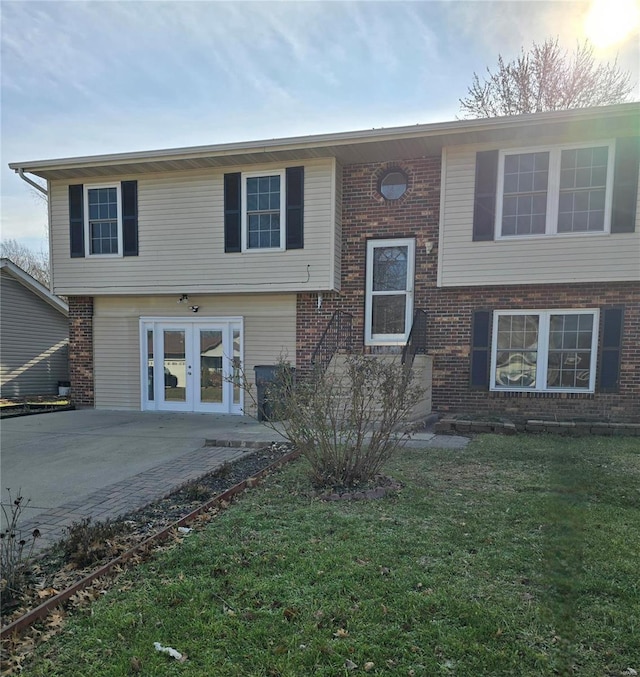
top-left (489, 389), bottom-right (595, 398)
top-left (494, 230), bottom-right (610, 242)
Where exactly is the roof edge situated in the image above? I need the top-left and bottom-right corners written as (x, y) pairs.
top-left (9, 102), bottom-right (639, 173)
top-left (0, 259), bottom-right (68, 316)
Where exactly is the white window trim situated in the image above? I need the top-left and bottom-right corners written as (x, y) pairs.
top-left (490, 308), bottom-right (600, 394)
top-left (365, 238), bottom-right (415, 346)
top-left (83, 183), bottom-right (123, 257)
top-left (494, 140), bottom-right (615, 240)
top-left (241, 169), bottom-right (286, 253)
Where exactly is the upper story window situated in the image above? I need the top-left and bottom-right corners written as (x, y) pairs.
top-left (84, 184), bottom-right (122, 256)
top-left (496, 142), bottom-right (614, 239)
top-left (242, 171), bottom-right (286, 251)
top-left (379, 170), bottom-right (408, 200)
top-left (69, 181), bottom-right (137, 259)
top-left (490, 309), bottom-right (598, 393)
top-left (224, 167), bottom-right (303, 254)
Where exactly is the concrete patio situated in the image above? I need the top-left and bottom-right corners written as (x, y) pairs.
top-left (1, 408), bottom-right (468, 549)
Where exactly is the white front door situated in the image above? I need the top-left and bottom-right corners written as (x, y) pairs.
top-left (141, 318), bottom-right (243, 414)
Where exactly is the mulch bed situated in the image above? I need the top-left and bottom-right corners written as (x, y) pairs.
top-left (0, 398), bottom-right (73, 419)
top-left (1, 443), bottom-right (293, 673)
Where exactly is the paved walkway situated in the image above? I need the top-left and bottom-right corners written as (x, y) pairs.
top-left (17, 444), bottom-right (250, 551)
top-left (1, 409), bottom-right (468, 552)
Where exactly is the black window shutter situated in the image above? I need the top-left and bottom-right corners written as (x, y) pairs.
top-left (599, 307), bottom-right (625, 392)
top-left (611, 137), bottom-right (639, 233)
top-left (473, 150), bottom-right (499, 241)
top-left (470, 309), bottom-right (491, 389)
top-left (69, 184), bottom-right (85, 258)
top-left (286, 166), bottom-right (304, 250)
top-left (224, 172), bottom-right (241, 253)
top-left (121, 180), bottom-right (138, 256)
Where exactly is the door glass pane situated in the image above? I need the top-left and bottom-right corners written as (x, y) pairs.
top-left (164, 330), bottom-right (186, 402)
top-left (373, 246), bottom-right (408, 291)
top-left (372, 295), bottom-right (406, 335)
top-left (200, 330), bottom-right (223, 403)
top-left (233, 329), bottom-right (241, 405)
top-left (147, 329), bottom-right (154, 401)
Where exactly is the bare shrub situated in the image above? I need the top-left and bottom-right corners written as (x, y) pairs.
top-left (1, 490), bottom-right (40, 607)
top-left (247, 355), bottom-right (423, 488)
top-left (60, 518), bottom-right (126, 568)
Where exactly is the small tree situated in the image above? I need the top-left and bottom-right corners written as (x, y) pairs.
top-left (253, 355), bottom-right (424, 488)
top-left (459, 38), bottom-right (633, 118)
top-left (1, 238), bottom-right (51, 288)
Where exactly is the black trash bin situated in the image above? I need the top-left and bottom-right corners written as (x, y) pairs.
top-left (254, 365), bottom-right (294, 422)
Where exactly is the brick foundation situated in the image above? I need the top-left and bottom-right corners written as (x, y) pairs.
top-left (297, 157), bottom-right (640, 423)
top-left (68, 296), bottom-right (94, 407)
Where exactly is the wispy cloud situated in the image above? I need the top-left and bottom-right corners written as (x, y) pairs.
top-left (2, 0), bottom-right (638, 247)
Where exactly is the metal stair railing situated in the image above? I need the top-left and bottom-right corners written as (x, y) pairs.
top-left (401, 309), bottom-right (427, 370)
top-left (310, 310), bottom-right (354, 373)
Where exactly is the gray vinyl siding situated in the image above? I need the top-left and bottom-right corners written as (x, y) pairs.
top-left (439, 142), bottom-right (640, 287)
top-left (0, 271), bottom-right (68, 397)
top-left (93, 294), bottom-right (296, 411)
top-left (50, 158), bottom-right (338, 296)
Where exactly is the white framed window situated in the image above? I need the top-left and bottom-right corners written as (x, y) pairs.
top-left (495, 141), bottom-right (614, 239)
top-left (241, 170), bottom-right (286, 252)
top-left (365, 238), bottom-right (415, 345)
top-left (84, 183), bottom-right (123, 256)
top-left (490, 309), bottom-right (599, 393)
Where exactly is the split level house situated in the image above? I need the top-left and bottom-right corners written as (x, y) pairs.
top-left (9, 103), bottom-right (640, 422)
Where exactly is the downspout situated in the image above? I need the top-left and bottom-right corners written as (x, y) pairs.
top-left (16, 168), bottom-right (53, 293)
top-left (16, 168), bottom-right (48, 196)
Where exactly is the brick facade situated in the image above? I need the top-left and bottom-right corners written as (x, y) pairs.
top-left (297, 157), bottom-right (640, 422)
top-left (68, 296), bottom-right (94, 407)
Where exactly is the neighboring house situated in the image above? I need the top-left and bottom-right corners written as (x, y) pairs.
top-left (8, 102), bottom-right (639, 421)
top-left (0, 258), bottom-right (69, 398)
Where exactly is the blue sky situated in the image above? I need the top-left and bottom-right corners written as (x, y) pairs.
top-left (1, 0), bottom-right (638, 255)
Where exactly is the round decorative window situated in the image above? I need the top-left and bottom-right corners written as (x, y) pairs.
top-left (379, 170), bottom-right (408, 200)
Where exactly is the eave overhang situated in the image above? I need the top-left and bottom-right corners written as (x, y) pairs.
top-left (9, 103), bottom-right (639, 181)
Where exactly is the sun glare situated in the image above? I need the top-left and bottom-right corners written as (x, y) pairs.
top-left (584, 0), bottom-right (640, 48)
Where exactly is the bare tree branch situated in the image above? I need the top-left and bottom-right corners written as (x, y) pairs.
top-left (0, 239), bottom-right (50, 288)
top-left (459, 38), bottom-right (634, 118)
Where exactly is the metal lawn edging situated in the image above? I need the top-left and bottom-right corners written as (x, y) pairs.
top-left (1, 446), bottom-right (301, 639)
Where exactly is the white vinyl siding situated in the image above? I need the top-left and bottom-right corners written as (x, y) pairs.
top-left (93, 294), bottom-right (296, 411)
top-left (439, 143), bottom-right (640, 287)
top-left (50, 158), bottom-right (338, 296)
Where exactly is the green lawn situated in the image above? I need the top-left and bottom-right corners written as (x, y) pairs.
top-left (21, 435), bottom-right (640, 676)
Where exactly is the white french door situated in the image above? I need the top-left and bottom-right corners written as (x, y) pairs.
top-left (140, 318), bottom-right (243, 414)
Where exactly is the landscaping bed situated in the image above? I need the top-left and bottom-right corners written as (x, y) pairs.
top-left (5, 435), bottom-right (640, 676)
top-left (0, 398), bottom-right (73, 419)
top-left (435, 415), bottom-right (640, 436)
top-left (1, 443), bottom-right (293, 672)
